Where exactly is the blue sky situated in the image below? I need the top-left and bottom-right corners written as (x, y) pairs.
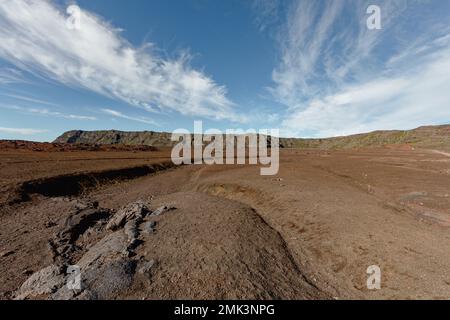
top-left (0, 0), bottom-right (449, 141)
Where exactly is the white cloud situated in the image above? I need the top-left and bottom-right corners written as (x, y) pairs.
top-left (30, 108), bottom-right (97, 121)
top-left (270, 0), bottom-right (412, 107)
top-left (0, 0), bottom-right (240, 121)
top-left (282, 49), bottom-right (450, 137)
top-left (1, 104), bottom-right (97, 121)
top-left (264, 0), bottom-right (450, 137)
top-left (251, 0), bottom-right (281, 32)
top-left (0, 126), bottom-right (47, 135)
top-left (0, 67), bottom-right (25, 84)
top-left (101, 108), bottom-right (158, 126)
top-left (0, 93), bottom-right (59, 107)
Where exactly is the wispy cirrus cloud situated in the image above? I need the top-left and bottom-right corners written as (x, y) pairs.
top-left (1, 104), bottom-right (97, 121)
top-left (101, 108), bottom-right (158, 126)
top-left (251, 0), bottom-right (283, 32)
top-left (0, 0), bottom-right (240, 122)
top-left (282, 49), bottom-right (450, 137)
top-left (256, 0), bottom-right (450, 137)
top-left (0, 92), bottom-right (59, 107)
top-left (0, 68), bottom-right (26, 85)
top-left (0, 126), bottom-right (47, 135)
top-left (270, 0), bottom-right (411, 107)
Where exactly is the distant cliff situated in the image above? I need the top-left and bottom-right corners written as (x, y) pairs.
top-left (54, 130), bottom-right (176, 148)
top-left (54, 125), bottom-right (450, 150)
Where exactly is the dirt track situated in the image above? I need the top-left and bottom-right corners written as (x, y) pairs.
top-left (1, 146), bottom-right (450, 299)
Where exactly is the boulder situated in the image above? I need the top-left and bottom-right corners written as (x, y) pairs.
top-left (15, 265), bottom-right (65, 299)
top-left (142, 221), bottom-right (156, 234)
top-left (106, 200), bottom-right (151, 230)
top-left (151, 205), bottom-right (175, 216)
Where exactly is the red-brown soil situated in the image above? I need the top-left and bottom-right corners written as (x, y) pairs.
top-left (1, 142), bottom-right (450, 299)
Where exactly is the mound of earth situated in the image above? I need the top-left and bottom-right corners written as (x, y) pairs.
top-left (11, 193), bottom-right (324, 300)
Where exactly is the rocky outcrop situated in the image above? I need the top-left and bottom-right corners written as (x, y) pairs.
top-left (14, 199), bottom-right (173, 300)
top-left (106, 200), bottom-right (151, 231)
top-left (54, 130), bottom-right (176, 148)
top-left (15, 265), bottom-right (66, 299)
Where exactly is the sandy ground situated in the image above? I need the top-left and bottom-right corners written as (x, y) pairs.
top-left (1, 146), bottom-right (450, 299)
